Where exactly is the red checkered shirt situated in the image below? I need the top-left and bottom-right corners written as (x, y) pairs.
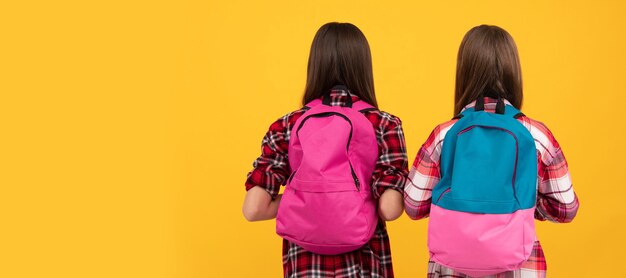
top-left (404, 97), bottom-right (580, 277)
top-left (246, 89), bottom-right (409, 278)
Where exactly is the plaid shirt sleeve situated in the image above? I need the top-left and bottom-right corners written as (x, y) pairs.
top-left (403, 123), bottom-right (450, 220)
top-left (364, 111), bottom-right (409, 199)
top-left (527, 119), bottom-right (580, 223)
top-left (245, 110), bottom-right (305, 199)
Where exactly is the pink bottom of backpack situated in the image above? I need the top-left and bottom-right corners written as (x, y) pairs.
top-left (276, 185), bottom-right (377, 255)
top-left (428, 205), bottom-right (536, 277)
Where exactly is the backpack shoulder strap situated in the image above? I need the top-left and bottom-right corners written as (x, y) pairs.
top-left (501, 104), bottom-right (523, 118)
top-left (452, 114), bottom-right (464, 120)
top-left (351, 100), bottom-right (376, 113)
top-left (303, 99), bottom-right (323, 110)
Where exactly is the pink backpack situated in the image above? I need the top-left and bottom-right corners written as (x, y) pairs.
top-left (276, 88), bottom-right (379, 255)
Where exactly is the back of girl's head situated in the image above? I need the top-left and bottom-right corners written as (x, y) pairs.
top-left (303, 22), bottom-right (378, 108)
top-left (454, 25), bottom-right (523, 115)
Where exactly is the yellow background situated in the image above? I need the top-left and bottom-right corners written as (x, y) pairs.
top-left (1, 0), bottom-right (625, 277)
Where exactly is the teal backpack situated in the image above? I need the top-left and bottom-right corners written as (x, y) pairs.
top-left (427, 97), bottom-right (539, 277)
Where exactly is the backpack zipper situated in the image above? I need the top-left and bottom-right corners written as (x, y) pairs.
top-left (349, 162), bottom-right (360, 191)
top-left (436, 188), bottom-right (451, 203)
top-left (287, 170), bottom-right (297, 184)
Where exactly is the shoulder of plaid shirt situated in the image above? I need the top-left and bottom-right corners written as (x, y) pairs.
top-left (245, 89), bottom-right (409, 277)
top-left (404, 97), bottom-right (580, 276)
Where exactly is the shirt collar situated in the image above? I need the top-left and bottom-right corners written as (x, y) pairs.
top-left (324, 87), bottom-right (360, 106)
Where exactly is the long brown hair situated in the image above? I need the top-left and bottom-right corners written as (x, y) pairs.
top-left (454, 25), bottom-right (523, 115)
top-left (302, 22), bottom-right (378, 108)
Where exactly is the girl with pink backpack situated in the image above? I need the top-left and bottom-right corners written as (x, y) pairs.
top-left (243, 22), bottom-right (408, 277)
top-left (404, 25), bottom-right (580, 277)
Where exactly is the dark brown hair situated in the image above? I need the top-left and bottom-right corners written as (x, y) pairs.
top-left (454, 25), bottom-right (523, 115)
top-left (302, 22), bottom-right (378, 108)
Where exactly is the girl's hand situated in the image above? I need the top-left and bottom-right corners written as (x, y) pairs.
top-left (378, 189), bottom-right (404, 221)
top-left (242, 186), bottom-right (282, 221)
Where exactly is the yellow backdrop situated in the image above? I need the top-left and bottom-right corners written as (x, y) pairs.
top-left (1, 0), bottom-right (624, 277)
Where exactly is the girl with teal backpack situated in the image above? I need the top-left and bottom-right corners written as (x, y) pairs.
top-left (404, 25), bottom-right (580, 277)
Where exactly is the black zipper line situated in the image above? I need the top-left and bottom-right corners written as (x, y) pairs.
top-left (349, 162), bottom-right (360, 191)
top-left (436, 188), bottom-right (451, 203)
top-left (288, 170), bottom-right (297, 184)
